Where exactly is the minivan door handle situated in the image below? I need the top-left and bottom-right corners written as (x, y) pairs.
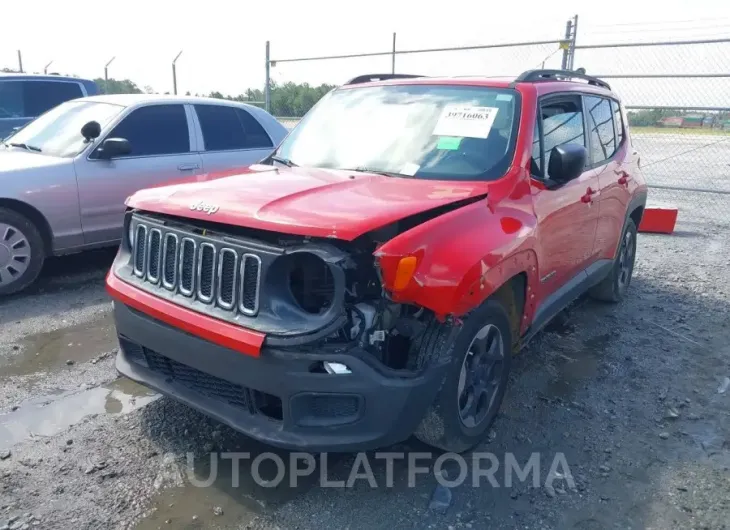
top-left (177, 163), bottom-right (200, 171)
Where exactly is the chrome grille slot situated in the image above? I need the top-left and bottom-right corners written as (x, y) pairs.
top-left (162, 233), bottom-right (178, 290)
top-left (147, 229), bottom-right (162, 284)
top-left (217, 249), bottom-right (238, 310)
top-left (133, 225), bottom-right (148, 277)
top-left (129, 219), bottom-right (262, 318)
top-left (197, 243), bottom-right (216, 303)
top-left (240, 254), bottom-right (261, 315)
top-left (179, 238), bottom-right (197, 296)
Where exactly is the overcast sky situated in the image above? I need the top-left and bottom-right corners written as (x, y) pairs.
top-left (2, 0), bottom-right (729, 105)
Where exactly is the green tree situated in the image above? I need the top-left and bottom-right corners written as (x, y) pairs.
top-left (94, 77), bottom-right (143, 95)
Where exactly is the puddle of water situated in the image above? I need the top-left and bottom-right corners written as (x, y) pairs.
top-left (2, 313), bottom-right (117, 378)
top-left (545, 333), bottom-right (610, 398)
top-left (137, 444), bottom-right (329, 530)
top-left (0, 378), bottom-right (158, 450)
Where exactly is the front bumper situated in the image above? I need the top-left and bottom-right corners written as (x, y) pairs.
top-left (113, 301), bottom-right (447, 452)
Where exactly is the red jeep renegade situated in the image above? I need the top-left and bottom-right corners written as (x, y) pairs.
top-left (107, 69), bottom-right (647, 453)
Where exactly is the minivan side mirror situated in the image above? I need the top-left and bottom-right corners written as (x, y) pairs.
top-left (547, 144), bottom-right (587, 184)
top-left (97, 138), bottom-right (132, 159)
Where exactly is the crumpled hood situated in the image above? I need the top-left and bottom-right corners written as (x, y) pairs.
top-left (126, 164), bottom-right (491, 240)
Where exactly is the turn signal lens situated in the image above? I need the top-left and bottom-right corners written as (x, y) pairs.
top-left (393, 256), bottom-right (418, 291)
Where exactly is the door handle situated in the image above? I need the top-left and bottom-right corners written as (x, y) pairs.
top-left (177, 163), bottom-right (200, 171)
top-left (581, 187), bottom-right (597, 204)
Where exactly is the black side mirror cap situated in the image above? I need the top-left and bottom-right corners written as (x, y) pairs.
top-left (97, 138), bottom-right (132, 159)
top-left (547, 144), bottom-right (587, 184)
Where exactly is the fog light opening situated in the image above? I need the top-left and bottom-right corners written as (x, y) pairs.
top-left (312, 361), bottom-right (352, 375)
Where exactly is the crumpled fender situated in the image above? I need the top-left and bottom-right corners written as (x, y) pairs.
top-left (375, 174), bottom-right (539, 327)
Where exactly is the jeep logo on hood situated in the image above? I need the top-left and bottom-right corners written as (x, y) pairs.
top-left (190, 201), bottom-right (219, 215)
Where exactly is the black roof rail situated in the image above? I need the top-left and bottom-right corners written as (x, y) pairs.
top-left (344, 73), bottom-right (425, 85)
top-left (513, 69), bottom-right (611, 90)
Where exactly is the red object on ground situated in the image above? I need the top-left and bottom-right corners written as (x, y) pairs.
top-left (639, 206), bottom-right (678, 234)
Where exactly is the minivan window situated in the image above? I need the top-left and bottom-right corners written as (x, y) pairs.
top-left (275, 84), bottom-right (520, 181)
top-left (2, 100), bottom-right (124, 157)
top-left (103, 104), bottom-right (189, 157)
top-left (0, 80), bottom-right (84, 118)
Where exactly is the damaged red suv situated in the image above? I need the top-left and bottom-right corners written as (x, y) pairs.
top-left (107, 70), bottom-right (647, 452)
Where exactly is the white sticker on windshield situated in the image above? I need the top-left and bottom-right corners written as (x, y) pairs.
top-left (400, 162), bottom-right (420, 176)
top-left (432, 105), bottom-right (499, 139)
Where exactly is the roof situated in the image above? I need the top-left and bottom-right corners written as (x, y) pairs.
top-left (81, 93), bottom-right (265, 109)
top-left (337, 71), bottom-right (615, 95)
top-left (0, 72), bottom-right (94, 83)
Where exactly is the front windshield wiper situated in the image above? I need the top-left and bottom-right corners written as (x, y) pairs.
top-left (9, 142), bottom-right (42, 152)
top-left (269, 155), bottom-right (297, 167)
top-left (343, 167), bottom-right (412, 178)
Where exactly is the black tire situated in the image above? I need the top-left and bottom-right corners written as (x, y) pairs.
top-left (590, 218), bottom-right (637, 303)
top-left (413, 299), bottom-right (512, 453)
top-left (0, 208), bottom-right (46, 296)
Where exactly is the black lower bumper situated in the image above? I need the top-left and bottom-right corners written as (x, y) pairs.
top-left (113, 301), bottom-right (447, 452)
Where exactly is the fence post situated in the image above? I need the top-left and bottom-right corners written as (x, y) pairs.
top-left (561, 20), bottom-right (572, 69)
top-left (392, 32), bottom-right (396, 74)
top-left (265, 41), bottom-right (271, 113)
top-left (570, 14), bottom-right (578, 69)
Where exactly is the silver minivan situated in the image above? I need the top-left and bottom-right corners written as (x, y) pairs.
top-left (0, 94), bottom-right (288, 294)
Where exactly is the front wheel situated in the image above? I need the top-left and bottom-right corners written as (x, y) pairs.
top-left (0, 208), bottom-right (45, 296)
top-left (413, 299), bottom-right (512, 453)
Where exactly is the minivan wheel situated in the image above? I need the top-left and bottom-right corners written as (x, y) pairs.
top-left (0, 208), bottom-right (45, 296)
top-left (413, 299), bottom-right (512, 453)
top-left (590, 218), bottom-right (637, 303)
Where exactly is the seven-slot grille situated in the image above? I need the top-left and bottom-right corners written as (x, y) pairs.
top-left (132, 222), bottom-right (261, 315)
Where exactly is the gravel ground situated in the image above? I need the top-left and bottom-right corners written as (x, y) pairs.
top-left (1, 218), bottom-right (729, 530)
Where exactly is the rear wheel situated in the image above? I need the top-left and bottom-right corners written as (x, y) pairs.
top-left (413, 299), bottom-right (512, 453)
top-left (0, 208), bottom-right (45, 296)
top-left (590, 218), bottom-right (637, 303)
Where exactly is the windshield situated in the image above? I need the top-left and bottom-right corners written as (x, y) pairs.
top-left (2, 100), bottom-right (124, 157)
top-left (275, 84), bottom-right (520, 181)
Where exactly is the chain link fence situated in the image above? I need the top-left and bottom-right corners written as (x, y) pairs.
top-left (573, 38), bottom-right (730, 226)
top-left (266, 24), bottom-right (730, 225)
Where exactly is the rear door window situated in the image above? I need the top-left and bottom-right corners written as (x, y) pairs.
top-left (585, 96), bottom-right (617, 164)
top-left (0, 80), bottom-right (84, 118)
top-left (102, 104), bottom-right (190, 157)
top-left (195, 104), bottom-right (273, 151)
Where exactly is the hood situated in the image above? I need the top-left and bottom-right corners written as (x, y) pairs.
top-left (0, 148), bottom-right (70, 173)
top-left (126, 165), bottom-right (492, 240)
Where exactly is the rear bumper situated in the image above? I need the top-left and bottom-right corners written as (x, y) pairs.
top-left (113, 301), bottom-right (447, 452)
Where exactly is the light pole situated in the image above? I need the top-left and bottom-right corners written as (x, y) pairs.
top-left (17, 50), bottom-right (23, 73)
top-left (104, 56), bottom-right (116, 93)
top-left (172, 50), bottom-right (183, 95)
top-left (44, 60), bottom-right (54, 74)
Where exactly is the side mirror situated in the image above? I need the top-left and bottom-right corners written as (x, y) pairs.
top-left (81, 121), bottom-right (101, 141)
top-left (547, 144), bottom-right (587, 184)
top-left (97, 138), bottom-right (132, 159)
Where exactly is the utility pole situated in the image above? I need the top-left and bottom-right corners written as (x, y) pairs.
top-left (172, 50), bottom-right (183, 95)
top-left (104, 56), bottom-right (115, 93)
top-left (44, 60), bottom-right (54, 74)
top-left (17, 50), bottom-right (23, 73)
